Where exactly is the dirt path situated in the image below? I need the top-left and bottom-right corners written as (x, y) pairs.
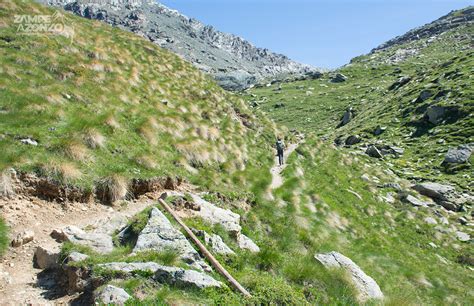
top-left (269, 142), bottom-right (300, 190)
top-left (0, 190), bottom-right (176, 305)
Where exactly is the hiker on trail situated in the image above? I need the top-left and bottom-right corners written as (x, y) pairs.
top-left (276, 137), bottom-right (285, 166)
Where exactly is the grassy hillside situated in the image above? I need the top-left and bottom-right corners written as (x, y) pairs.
top-left (244, 8), bottom-right (473, 190)
top-left (0, 0), bottom-right (277, 200)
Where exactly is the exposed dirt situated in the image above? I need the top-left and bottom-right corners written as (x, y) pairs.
top-left (0, 185), bottom-right (191, 305)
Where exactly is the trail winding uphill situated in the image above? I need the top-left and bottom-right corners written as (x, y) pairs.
top-left (269, 142), bottom-right (300, 191)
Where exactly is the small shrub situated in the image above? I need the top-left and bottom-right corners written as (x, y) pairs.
top-left (0, 218), bottom-right (8, 256)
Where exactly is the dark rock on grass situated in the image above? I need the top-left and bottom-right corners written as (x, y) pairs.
top-left (388, 76), bottom-right (411, 90)
top-left (366, 145), bottom-right (383, 158)
top-left (305, 70), bottom-right (323, 80)
top-left (373, 125), bottom-right (386, 136)
top-left (95, 285), bottom-right (131, 305)
top-left (274, 102), bottom-right (285, 109)
top-left (345, 135), bottom-right (362, 146)
top-left (414, 89), bottom-right (433, 103)
top-left (315, 251), bottom-right (384, 303)
top-left (337, 107), bottom-right (354, 128)
top-left (425, 105), bottom-right (446, 124)
top-left (330, 73), bottom-right (347, 83)
top-left (443, 143), bottom-right (473, 164)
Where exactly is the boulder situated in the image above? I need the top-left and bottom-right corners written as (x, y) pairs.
top-left (424, 217), bottom-right (438, 225)
top-left (133, 208), bottom-right (210, 272)
top-left (237, 233), bottom-right (260, 253)
top-left (345, 135), bottom-right (362, 146)
top-left (315, 251), bottom-right (384, 302)
top-left (34, 245), bottom-right (60, 270)
top-left (412, 182), bottom-right (470, 212)
top-left (366, 145), bottom-right (383, 158)
top-left (11, 230), bottom-right (34, 247)
top-left (425, 105), bottom-right (446, 125)
top-left (98, 262), bottom-right (222, 289)
top-left (95, 285), bottom-right (131, 305)
top-left (388, 76), bottom-right (411, 90)
top-left (55, 226), bottom-right (114, 254)
top-left (330, 73), bottom-right (347, 83)
top-left (187, 193), bottom-right (242, 235)
top-left (443, 144), bottom-right (473, 164)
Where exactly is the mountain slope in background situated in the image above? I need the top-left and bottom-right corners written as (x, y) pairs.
top-left (246, 7), bottom-right (473, 191)
top-left (40, 0), bottom-right (315, 91)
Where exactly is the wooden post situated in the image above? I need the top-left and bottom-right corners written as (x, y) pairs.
top-left (157, 196), bottom-right (252, 298)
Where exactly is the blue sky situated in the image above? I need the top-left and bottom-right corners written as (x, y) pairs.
top-left (159, 0), bottom-right (473, 69)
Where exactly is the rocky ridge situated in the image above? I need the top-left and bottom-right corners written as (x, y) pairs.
top-left (39, 0), bottom-right (316, 91)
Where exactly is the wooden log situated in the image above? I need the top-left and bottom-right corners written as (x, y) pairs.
top-left (157, 195), bottom-right (252, 297)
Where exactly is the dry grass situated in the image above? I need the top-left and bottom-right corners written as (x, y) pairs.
top-left (135, 155), bottom-right (158, 170)
top-left (84, 129), bottom-right (106, 149)
top-left (96, 175), bottom-right (128, 204)
top-left (65, 142), bottom-right (91, 162)
top-left (42, 162), bottom-right (82, 183)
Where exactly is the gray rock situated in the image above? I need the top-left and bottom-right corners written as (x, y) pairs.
top-left (411, 182), bottom-right (470, 211)
top-left (405, 195), bottom-right (428, 207)
top-left (425, 105), bottom-right (446, 125)
top-left (315, 251), bottom-right (384, 302)
top-left (366, 145), bottom-right (383, 158)
top-left (195, 230), bottom-right (235, 255)
top-left (443, 144), bottom-right (473, 164)
top-left (98, 262), bottom-right (222, 289)
top-left (68, 252), bottom-right (89, 263)
top-left (237, 233), bottom-right (260, 253)
top-left (11, 230), bottom-right (34, 247)
top-left (58, 226), bottom-right (114, 254)
top-left (133, 208), bottom-right (210, 272)
top-left (187, 193), bottom-right (242, 235)
top-left (455, 231), bottom-right (470, 242)
top-left (95, 285), bottom-right (131, 305)
top-left (458, 217), bottom-right (468, 225)
top-left (424, 217), bottom-right (438, 225)
top-left (34, 245), bottom-right (60, 270)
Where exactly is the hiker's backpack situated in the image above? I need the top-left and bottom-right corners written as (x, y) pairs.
top-left (276, 140), bottom-right (284, 151)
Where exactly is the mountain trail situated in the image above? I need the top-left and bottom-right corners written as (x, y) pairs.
top-left (0, 188), bottom-right (188, 305)
top-left (269, 142), bottom-right (300, 191)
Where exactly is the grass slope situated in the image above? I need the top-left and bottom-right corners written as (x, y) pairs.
top-left (0, 0), bottom-right (277, 197)
top-left (245, 9), bottom-right (473, 190)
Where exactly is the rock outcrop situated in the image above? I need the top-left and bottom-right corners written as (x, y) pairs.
top-left (443, 144), bottom-right (473, 164)
top-left (133, 208), bottom-right (210, 272)
top-left (315, 251), bottom-right (384, 303)
top-left (98, 262), bottom-right (222, 289)
top-left (412, 182), bottom-right (473, 211)
top-left (52, 226), bottom-right (114, 254)
top-left (40, 0), bottom-right (317, 91)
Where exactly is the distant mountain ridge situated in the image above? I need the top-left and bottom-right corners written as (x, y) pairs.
top-left (40, 0), bottom-right (316, 91)
top-left (372, 6), bottom-right (473, 52)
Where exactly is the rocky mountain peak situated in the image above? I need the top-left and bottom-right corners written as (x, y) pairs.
top-left (372, 6), bottom-right (473, 52)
